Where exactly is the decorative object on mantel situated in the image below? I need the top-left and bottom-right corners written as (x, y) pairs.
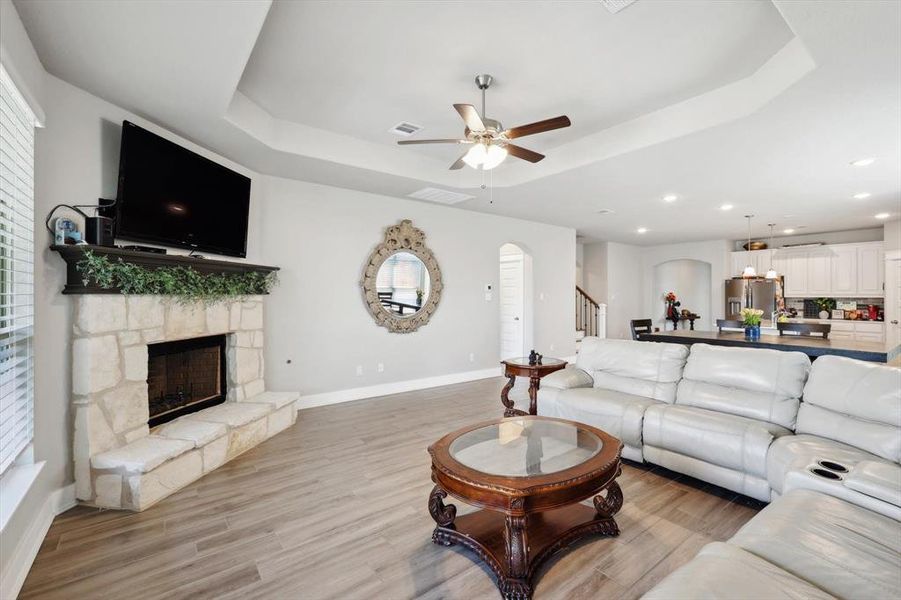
top-left (740, 307), bottom-right (764, 340)
top-left (814, 297), bottom-right (836, 320)
top-left (52, 245), bottom-right (279, 301)
top-left (361, 219), bottom-right (442, 333)
top-left (664, 291), bottom-right (681, 330)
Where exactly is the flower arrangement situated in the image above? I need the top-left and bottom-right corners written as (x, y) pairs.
top-left (664, 291), bottom-right (677, 303)
top-left (740, 307), bottom-right (764, 327)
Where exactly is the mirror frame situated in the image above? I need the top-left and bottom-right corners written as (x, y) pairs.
top-left (361, 219), bottom-right (443, 333)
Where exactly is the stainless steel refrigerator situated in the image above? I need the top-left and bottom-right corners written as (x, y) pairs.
top-left (724, 278), bottom-right (781, 320)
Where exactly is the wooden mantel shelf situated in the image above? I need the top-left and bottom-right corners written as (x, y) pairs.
top-left (51, 245), bottom-right (279, 295)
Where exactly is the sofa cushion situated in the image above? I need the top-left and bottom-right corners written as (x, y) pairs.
top-left (641, 541), bottom-right (836, 600)
top-left (575, 338), bottom-right (689, 403)
top-left (644, 404), bottom-right (792, 479)
top-left (767, 433), bottom-right (886, 495)
top-left (844, 461), bottom-right (901, 508)
top-left (540, 366), bottom-right (593, 390)
top-left (676, 344), bottom-right (810, 428)
top-left (538, 387), bottom-right (660, 462)
top-left (797, 356), bottom-right (901, 462)
top-left (730, 489), bottom-right (901, 600)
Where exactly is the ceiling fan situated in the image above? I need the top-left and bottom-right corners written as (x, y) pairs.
top-left (397, 74), bottom-right (571, 171)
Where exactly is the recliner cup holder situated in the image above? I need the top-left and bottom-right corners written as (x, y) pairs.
top-left (809, 467), bottom-right (843, 481)
top-left (817, 460), bottom-right (849, 473)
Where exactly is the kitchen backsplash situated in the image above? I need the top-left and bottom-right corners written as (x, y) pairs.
top-left (785, 298), bottom-right (884, 319)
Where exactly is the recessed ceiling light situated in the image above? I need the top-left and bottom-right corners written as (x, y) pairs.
top-left (720, 204), bottom-right (733, 211)
top-left (850, 158), bottom-right (876, 167)
top-left (662, 194), bottom-right (678, 203)
top-left (637, 227), bottom-right (648, 234)
top-left (596, 208), bottom-right (616, 215)
top-left (853, 192), bottom-right (872, 200)
top-left (783, 228), bottom-right (795, 234)
top-left (875, 212), bottom-right (891, 220)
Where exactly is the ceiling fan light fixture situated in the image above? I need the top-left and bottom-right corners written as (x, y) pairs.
top-left (462, 142), bottom-right (507, 170)
top-left (481, 144), bottom-right (507, 170)
top-left (462, 143), bottom-right (488, 168)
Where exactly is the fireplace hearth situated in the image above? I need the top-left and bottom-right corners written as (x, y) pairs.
top-left (147, 334), bottom-right (227, 427)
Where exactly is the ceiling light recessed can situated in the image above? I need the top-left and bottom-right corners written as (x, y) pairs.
top-left (783, 228), bottom-right (795, 234)
top-left (875, 213), bottom-right (891, 220)
top-left (637, 227), bottom-right (648, 234)
top-left (850, 158), bottom-right (876, 167)
top-left (720, 204), bottom-right (733, 211)
top-left (663, 194), bottom-right (678, 203)
top-left (853, 192), bottom-right (872, 200)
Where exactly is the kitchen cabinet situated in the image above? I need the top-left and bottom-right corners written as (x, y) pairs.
top-left (830, 245), bottom-right (857, 295)
top-left (806, 248), bottom-right (832, 295)
top-left (857, 244), bottom-right (885, 296)
top-left (730, 249), bottom-right (773, 278)
top-left (782, 251), bottom-right (808, 296)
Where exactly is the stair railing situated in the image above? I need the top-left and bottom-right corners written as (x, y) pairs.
top-left (576, 285), bottom-right (601, 338)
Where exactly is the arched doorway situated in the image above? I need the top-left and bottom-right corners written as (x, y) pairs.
top-left (652, 259), bottom-right (712, 331)
top-left (499, 243), bottom-right (533, 359)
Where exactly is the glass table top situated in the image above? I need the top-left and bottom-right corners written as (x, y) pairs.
top-left (449, 419), bottom-right (603, 477)
top-left (504, 357), bottom-right (566, 367)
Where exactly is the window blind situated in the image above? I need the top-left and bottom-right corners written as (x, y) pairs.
top-left (0, 65), bottom-right (36, 476)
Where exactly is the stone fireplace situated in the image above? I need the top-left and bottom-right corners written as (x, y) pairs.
top-left (71, 295), bottom-right (297, 511)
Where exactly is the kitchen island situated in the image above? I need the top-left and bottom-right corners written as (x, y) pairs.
top-left (638, 329), bottom-right (899, 363)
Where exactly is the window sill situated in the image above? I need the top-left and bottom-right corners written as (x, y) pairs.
top-left (0, 457), bottom-right (45, 534)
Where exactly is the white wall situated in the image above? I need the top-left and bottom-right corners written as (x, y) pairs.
top-left (259, 176), bottom-right (576, 396)
top-left (582, 242), bottom-right (608, 304)
top-left (885, 220), bottom-right (901, 253)
top-left (605, 242), bottom-right (643, 339)
top-left (652, 259), bottom-right (712, 331)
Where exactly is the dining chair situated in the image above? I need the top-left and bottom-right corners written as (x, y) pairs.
top-left (630, 319), bottom-right (653, 341)
top-left (777, 322), bottom-right (831, 339)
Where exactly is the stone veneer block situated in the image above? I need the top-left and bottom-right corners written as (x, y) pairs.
top-left (243, 391), bottom-right (299, 410)
top-left (242, 302), bottom-right (263, 330)
top-left (156, 418), bottom-right (228, 447)
top-left (226, 418), bottom-right (268, 459)
top-left (243, 379), bottom-right (266, 399)
top-left (206, 304), bottom-right (229, 333)
top-left (184, 402), bottom-right (270, 428)
top-left (92, 436), bottom-right (193, 473)
top-left (72, 336), bottom-right (121, 395)
top-left (73, 403), bottom-right (118, 500)
top-left (127, 296), bottom-right (165, 330)
top-left (123, 345), bottom-right (149, 382)
top-left (267, 405), bottom-right (296, 437)
top-left (128, 450), bottom-right (202, 510)
top-left (102, 382), bottom-right (149, 434)
top-left (124, 424), bottom-right (150, 444)
top-left (202, 436), bottom-right (229, 473)
top-left (165, 303), bottom-right (206, 338)
top-left (76, 296), bottom-right (127, 334)
top-left (94, 474), bottom-right (123, 508)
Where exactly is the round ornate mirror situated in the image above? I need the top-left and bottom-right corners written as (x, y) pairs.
top-left (362, 220), bottom-right (442, 333)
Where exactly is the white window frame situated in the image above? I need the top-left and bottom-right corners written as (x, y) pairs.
top-left (0, 63), bottom-right (37, 477)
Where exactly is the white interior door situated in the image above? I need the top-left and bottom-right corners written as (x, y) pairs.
top-left (500, 256), bottom-right (525, 359)
top-left (885, 256), bottom-right (901, 350)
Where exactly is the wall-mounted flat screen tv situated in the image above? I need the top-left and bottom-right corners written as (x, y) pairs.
top-left (113, 120), bottom-right (251, 257)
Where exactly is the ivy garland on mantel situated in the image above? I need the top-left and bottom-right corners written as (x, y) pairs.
top-left (77, 250), bottom-right (278, 305)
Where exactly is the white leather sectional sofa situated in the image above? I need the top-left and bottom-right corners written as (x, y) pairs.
top-left (537, 338), bottom-right (901, 598)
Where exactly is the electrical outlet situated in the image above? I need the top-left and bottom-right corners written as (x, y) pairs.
top-left (377, 363), bottom-right (384, 373)
top-left (355, 365), bottom-right (363, 376)
top-left (469, 353), bottom-right (475, 362)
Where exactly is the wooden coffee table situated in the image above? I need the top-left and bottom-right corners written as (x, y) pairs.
top-left (500, 357), bottom-right (567, 417)
top-left (427, 416), bottom-right (623, 599)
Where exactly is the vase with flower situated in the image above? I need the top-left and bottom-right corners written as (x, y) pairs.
top-left (740, 307), bottom-right (764, 340)
top-left (664, 291), bottom-right (681, 330)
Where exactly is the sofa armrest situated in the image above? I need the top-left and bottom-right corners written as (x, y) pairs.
top-left (844, 461), bottom-right (901, 508)
top-left (541, 367), bottom-right (593, 390)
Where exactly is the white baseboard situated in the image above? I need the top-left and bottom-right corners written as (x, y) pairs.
top-left (297, 366), bottom-right (502, 410)
top-left (0, 483), bottom-right (76, 600)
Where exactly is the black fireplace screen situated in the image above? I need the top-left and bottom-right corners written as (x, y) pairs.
top-left (147, 335), bottom-right (227, 427)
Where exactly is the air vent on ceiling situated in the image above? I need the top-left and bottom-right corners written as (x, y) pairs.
top-left (600, 0), bottom-right (638, 14)
top-left (408, 187), bottom-right (475, 205)
top-left (390, 122), bottom-right (423, 137)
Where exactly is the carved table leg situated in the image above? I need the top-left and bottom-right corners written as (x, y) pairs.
top-left (501, 375), bottom-right (518, 417)
top-left (428, 486), bottom-right (457, 546)
top-left (501, 514), bottom-right (532, 600)
top-left (528, 374), bottom-right (541, 415)
top-left (593, 481), bottom-right (624, 519)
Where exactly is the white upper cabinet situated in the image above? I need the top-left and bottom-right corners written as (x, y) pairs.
top-left (733, 242), bottom-right (885, 297)
top-left (806, 248), bottom-right (832, 295)
top-left (830, 245), bottom-right (858, 295)
top-left (857, 243), bottom-right (885, 295)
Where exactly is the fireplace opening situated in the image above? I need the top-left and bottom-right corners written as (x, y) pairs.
top-left (147, 334), bottom-right (227, 427)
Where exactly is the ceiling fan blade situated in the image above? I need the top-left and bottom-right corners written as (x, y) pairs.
top-left (503, 115), bottom-right (571, 139)
top-left (453, 104), bottom-right (486, 132)
top-left (505, 144), bottom-right (545, 163)
top-left (397, 139), bottom-right (468, 145)
top-left (449, 152), bottom-right (468, 170)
